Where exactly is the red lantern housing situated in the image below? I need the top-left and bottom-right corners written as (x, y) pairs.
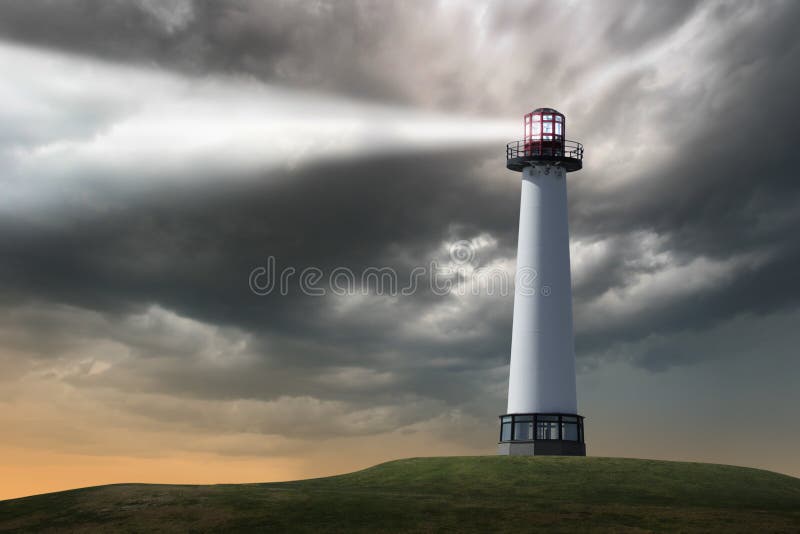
top-left (524, 107), bottom-right (565, 156)
top-left (506, 107), bottom-right (582, 173)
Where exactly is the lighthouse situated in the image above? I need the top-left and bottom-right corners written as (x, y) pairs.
top-left (498, 108), bottom-right (586, 456)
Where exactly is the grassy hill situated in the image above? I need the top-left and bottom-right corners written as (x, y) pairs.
top-left (1, 456), bottom-right (799, 532)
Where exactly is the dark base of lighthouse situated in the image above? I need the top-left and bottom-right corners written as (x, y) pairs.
top-left (497, 413), bottom-right (586, 457)
top-left (497, 441), bottom-right (586, 456)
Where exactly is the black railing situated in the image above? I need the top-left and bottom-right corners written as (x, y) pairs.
top-left (506, 139), bottom-right (584, 161)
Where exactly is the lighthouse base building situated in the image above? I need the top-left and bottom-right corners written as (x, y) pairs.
top-left (498, 108), bottom-right (586, 456)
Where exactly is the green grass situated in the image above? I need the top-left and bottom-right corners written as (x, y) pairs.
top-left (1, 456), bottom-right (799, 532)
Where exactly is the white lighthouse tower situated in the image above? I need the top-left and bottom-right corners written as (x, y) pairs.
top-left (498, 108), bottom-right (586, 456)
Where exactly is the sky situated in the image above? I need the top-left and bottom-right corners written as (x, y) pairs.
top-left (1, 0), bottom-right (800, 500)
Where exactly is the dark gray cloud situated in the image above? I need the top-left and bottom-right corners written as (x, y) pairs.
top-left (565, 0), bottom-right (800, 356)
top-left (0, 1), bottom-right (708, 115)
top-left (604, 0), bottom-right (702, 50)
top-left (0, 1), bottom-right (456, 108)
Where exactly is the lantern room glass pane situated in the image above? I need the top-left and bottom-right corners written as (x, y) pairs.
top-left (543, 114), bottom-right (552, 121)
top-left (555, 123), bottom-right (562, 135)
top-left (543, 123), bottom-right (553, 134)
top-left (501, 422), bottom-right (512, 441)
top-left (555, 115), bottom-right (563, 122)
top-left (514, 421), bottom-right (533, 440)
top-left (532, 123), bottom-right (541, 135)
top-left (561, 422), bottom-right (579, 441)
top-left (536, 421), bottom-right (558, 440)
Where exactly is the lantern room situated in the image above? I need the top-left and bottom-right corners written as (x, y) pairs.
top-left (524, 107), bottom-right (565, 156)
top-left (506, 107), bottom-right (583, 172)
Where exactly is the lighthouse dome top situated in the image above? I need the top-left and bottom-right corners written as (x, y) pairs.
top-left (531, 107), bottom-right (562, 115)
